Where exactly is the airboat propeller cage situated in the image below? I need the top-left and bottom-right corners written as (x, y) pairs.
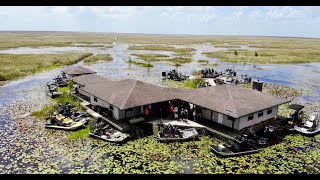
top-left (252, 81), bottom-right (263, 91)
top-left (287, 104), bottom-right (305, 111)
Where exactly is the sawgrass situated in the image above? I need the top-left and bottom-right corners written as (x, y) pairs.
top-left (127, 59), bottom-right (154, 67)
top-left (0, 53), bottom-right (93, 82)
top-left (131, 54), bottom-right (192, 66)
top-left (84, 54), bottom-right (113, 65)
top-left (0, 32), bottom-right (115, 50)
top-left (203, 49), bottom-right (320, 64)
top-left (197, 60), bottom-right (208, 63)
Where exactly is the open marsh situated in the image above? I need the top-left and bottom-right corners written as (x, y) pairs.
top-left (0, 32), bottom-right (320, 174)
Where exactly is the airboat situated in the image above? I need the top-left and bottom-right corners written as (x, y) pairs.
top-left (294, 111), bottom-right (320, 136)
top-left (157, 123), bottom-right (198, 142)
top-left (45, 114), bottom-right (88, 131)
top-left (212, 125), bottom-right (284, 158)
top-left (89, 117), bottom-right (130, 143)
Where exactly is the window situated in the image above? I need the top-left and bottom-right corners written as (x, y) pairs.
top-left (248, 114), bottom-right (254, 121)
top-left (127, 108), bottom-right (133, 112)
top-left (110, 105), bottom-right (114, 111)
top-left (94, 97), bottom-right (97, 102)
top-left (227, 116), bottom-right (235, 121)
top-left (258, 111), bottom-right (264, 117)
top-left (267, 109), bottom-right (272, 114)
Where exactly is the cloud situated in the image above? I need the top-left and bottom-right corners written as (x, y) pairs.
top-left (0, 6), bottom-right (319, 37)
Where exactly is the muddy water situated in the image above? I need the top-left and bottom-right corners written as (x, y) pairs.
top-left (0, 43), bottom-right (319, 174)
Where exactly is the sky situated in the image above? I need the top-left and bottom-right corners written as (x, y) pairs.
top-left (0, 6), bottom-right (320, 38)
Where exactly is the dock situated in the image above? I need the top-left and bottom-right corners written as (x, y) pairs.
top-left (73, 93), bottom-right (131, 132)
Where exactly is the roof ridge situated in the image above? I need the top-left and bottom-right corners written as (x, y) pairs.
top-left (120, 79), bottom-right (139, 109)
top-left (225, 85), bottom-right (238, 116)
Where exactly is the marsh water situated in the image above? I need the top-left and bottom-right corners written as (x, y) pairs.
top-left (0, 43), bottom-right (319, 173)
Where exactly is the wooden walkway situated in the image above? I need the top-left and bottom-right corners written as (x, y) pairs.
top-left (73, 93), bottom-right (131, 132)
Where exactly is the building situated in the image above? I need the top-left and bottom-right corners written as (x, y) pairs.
top-left (62, 66), bottom-right (97, 77)
top-left (72, 74), bottom-right (290, 131)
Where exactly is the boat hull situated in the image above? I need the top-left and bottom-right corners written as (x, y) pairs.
top-left (45, 119), bottom-right (87, 131)
top-left (211, 145), bottom-right (261, 158)
top-left (158, 128), bottom-right (199, 142)
top-left (89, 132), bottom-right (130, 144)
top-left (294, 126), bottom-right (320, 136)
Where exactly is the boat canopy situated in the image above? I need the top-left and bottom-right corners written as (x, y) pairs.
top-left (288, 104), bottom-right (305, 111)
top-left (305, 121), bottom-right (313, 128)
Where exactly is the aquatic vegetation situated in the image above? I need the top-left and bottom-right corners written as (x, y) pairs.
top-left (0, 53), bottom-right (93, 82)
top-left (31, 104), bottom-right (57, 120)
top-left (203, 49), bottom-right (320, 64)
top-left (83, 54), bottom-right (113, 65)
top-left (197, 60), bottom-right (208, 63)
top-left (127, 59), bottom-right (154, 67)
top-left (68, 125), bottom-right (91, 140)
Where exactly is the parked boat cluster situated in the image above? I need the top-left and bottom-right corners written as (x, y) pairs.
top-left (41, 68), bottom-right (319, 158)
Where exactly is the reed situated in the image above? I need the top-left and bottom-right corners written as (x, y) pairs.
top-left (84, 54), bottom-right (113, 65)
top-left (0, 53), bottom-right (93, 82)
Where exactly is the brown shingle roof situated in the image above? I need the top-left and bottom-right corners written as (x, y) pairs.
top-left (82, 79), bottom-right (178, 109)
top-left (72, 74), bottom-right (112, 86)
top-left (79, 77), bottom-right (290, 118)
top-left (62, 66), bottom-right (97, 76)
top-left (180, 85), bottom-right (290, 118)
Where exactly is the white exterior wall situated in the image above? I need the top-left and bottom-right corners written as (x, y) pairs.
top-left (199, 106), bottom-right (278, 130)
top-left (78, 88), bottom-right (91, 98)
top-left (238, 106), bottom-right (278, 130)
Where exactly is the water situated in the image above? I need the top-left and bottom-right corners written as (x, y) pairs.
top-left (0, 43), bottom-right (319, 173)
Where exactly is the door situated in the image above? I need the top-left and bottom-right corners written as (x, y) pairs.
top-left (218, 113), bottom-right (223, 124)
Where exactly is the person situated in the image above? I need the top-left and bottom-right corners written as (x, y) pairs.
top-left (184, 108), bottom-right (188, 120)
top-left (193, 108), bottom-right (196, 122)
top-left (169, 104), bottom-right (174, 119)
top-left (174, 107), bottom-right (178, 120)
top-left (145, 106), bottom-right (149, 120)
top-left (180, 108), bottom-right (185, 121)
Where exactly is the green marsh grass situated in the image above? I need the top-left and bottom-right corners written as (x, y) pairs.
top-left (163, 78), bottom-right (206, 89)
top-left (0, 53), bottom-right (93, 82)
top-left (68, 125), bottom-right (91, 140)
top-left (131, 54), bottom-right (193, 66)
top-left (128, 45), bottom-right (196, 53)
top-left (83, 54), bottom-right (113, 65)
top-left (203, 49), bottom-right (320, 64)
top-left (197, 60), bottom-right (208, 63)
top-left (127, 59), bottom-right (154, 67)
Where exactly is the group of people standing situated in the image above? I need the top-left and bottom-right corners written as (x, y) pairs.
top-left (168, 101), bottom-right (200, 122)
top-left (143, 100), bottom-right (202, 122)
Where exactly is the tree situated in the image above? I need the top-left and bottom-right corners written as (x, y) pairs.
top-left (234, 50), bottom-right (238, 56)
top-left (255, 51), bottom-right (259, 57)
